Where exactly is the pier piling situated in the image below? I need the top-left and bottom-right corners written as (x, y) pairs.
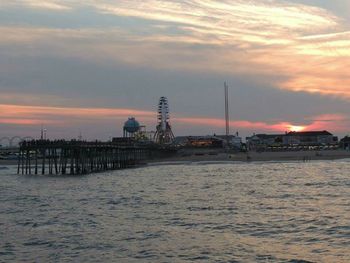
top-left (18, 140), bottom-right (148, 175)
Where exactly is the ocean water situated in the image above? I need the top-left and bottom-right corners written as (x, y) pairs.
top-left (1, 160), bottom-right (349, 263)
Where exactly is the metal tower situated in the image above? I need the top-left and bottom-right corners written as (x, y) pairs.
top-left (224, 82), bottom-right (230, 137)
top-left (154, 96), bottom-right (175, 144)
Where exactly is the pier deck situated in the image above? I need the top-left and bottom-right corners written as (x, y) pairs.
top-left (17, 140), bottom-right (149, 175)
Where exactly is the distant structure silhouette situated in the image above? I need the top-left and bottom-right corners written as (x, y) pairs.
top-left (154, 97), bottom-right (174, 144)
top-left (0, 136), bottom-right (35, 147)
top-left (224, 82), bottom-right (230, 138)
top-left (123, 117), bottom-right (140, 137)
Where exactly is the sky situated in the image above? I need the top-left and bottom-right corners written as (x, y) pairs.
top-left (0, 0), bottom-right (349, 141)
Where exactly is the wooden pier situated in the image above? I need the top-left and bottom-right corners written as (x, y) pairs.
top-left (17, 140), bottom-right (149, 175)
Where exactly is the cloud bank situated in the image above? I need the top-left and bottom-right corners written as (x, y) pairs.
top-left (1, 0), bottom-right (349, 98)
top-left (0, 1), bottom-right (349, 138)
top-left (0, 104), bottom-right (348, 139)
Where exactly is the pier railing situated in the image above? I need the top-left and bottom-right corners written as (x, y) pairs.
top-left (17, 140), bottom-right (149, 175)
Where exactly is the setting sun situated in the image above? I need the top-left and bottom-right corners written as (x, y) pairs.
top-left (288, 125), bottom-right (306, 132)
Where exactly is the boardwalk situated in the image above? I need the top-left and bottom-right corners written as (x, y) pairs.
top-left (18, 140), bottom-right (149, 175)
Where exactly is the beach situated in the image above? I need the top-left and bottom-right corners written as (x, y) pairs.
top-left (3, 149), bottom-right (350, 169)
top-left (0, 160), bottom-right (18, 166)
top-left (149, 149), bottom-right (350, 163)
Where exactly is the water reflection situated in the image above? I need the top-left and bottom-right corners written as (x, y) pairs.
top-left (0, 160), bottom-right (349, 262)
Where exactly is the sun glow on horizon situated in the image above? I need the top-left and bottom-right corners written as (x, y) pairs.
top-left (288, 125), bottom-right (306, 132)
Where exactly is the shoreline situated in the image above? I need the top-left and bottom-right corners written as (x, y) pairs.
top-left (148, 150), bottom-right (350, 164)
top-left (1, 150), bottom-right (350, 168)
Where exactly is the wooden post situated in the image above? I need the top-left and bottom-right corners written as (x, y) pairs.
top-left (42, 148), bottom-right (46, 175)
top-left (17, 150), bottom-right (21, 174)
top-left (25, 150), bottom-right (29, 175)
top-left (70, 148), bottom-right (74, 175)
top-left (35, 149), bottom-right (38, 175)
top-left (17, 140), bottom-right (147, 175)
top-left (28, 150), bottom-right (31, 175)
top-left (21, 149), bottom-right (24, 175)
top-left (54, 148), bottom-right (58, 174)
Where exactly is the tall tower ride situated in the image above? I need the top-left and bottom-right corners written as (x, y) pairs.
top-left (224, 82), bottom-right (230, 137)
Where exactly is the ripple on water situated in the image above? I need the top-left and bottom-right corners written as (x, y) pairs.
top-left (0, 162), bottom-right (349, 262)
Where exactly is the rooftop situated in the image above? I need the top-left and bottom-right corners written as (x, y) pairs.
top-left (286, 130), bottom-right (332, 136)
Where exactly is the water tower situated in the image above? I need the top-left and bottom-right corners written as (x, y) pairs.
top-left (154, 97), bottom-right (174, 144)
top-left (123, 117), bottom-right (140, 137)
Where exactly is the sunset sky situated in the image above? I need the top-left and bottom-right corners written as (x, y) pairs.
top-left (0, 0), bottom-right (349, 140)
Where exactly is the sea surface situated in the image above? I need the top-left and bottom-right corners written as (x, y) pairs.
top-left (1, 160), bottom-right (349, 262)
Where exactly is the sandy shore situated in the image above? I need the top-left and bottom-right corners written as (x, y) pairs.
top-left (149, 150), bottom-right (350, 164)
top-left (1, 150), bottom-right (349, 167)
top-left (0, 160), bottom-right (18, 166)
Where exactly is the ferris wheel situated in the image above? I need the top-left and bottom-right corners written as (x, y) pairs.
top-left (154, 96), bottom-right (174, 144)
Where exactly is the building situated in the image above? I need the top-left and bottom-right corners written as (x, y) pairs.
top-left (340, 136), bottom-right (350, 150)
top-left (215, 135), bottom-right (242, 149)
top-left (112, 137), bottom-right (136, 146)
top-left (246, 130), bottom-right (338, 151)
top-left (246, 134), bottom-right (284, 150)
top-left (283, 131), bottom-right (337, 145)
top-left (173, 135), bottom-right (242, 150)
top-left (174, 135), bottom-right (220, 148)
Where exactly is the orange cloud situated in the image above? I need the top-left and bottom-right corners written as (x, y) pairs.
top-left (303, 114), bottom-right (349, 132)
top-left (91, 1), bottom-right (350, 99)
top-left (86, 1), bottom-right (350, 99)
top-left (0, 104), bottom-right (155, 125)
top-left (0, 118), bottom-right (48, 125)
top-left (1, 0), bottom-right (71, 10)
top-left (175, 117), bottom-right (292, 132)
top-left (174, 114), bottom-right (349, 133)
top-left (0, 104), bottom-right (348, 137)
top-left (1, 0), bottom-right (349, 99)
